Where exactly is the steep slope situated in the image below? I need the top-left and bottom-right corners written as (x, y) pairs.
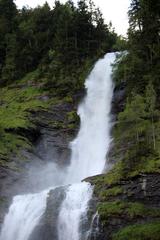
top-left (87, 83), bottom-right (160, 240)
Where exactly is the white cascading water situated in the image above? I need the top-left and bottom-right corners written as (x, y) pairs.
top-left (0, 190), bottom-right (48, 240)
top-left (66, 53), bottom-right (115, 183)
top-left (0, 53), bottom-right (116, 240)
top-left (58, 53), bottom-right (116, 240)
top-left (58, 182), bottom-right (93, 240)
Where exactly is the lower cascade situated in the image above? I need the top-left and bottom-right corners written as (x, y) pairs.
top-left (0, 53), bottom-right (116, 240)
top-left (58, 182), bottom-right (93, 240)
top-left (0, 191), bottom-right (49, 240)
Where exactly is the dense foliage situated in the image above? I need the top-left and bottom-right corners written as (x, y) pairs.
top-left (113, 0), bottom-right (160, 175)
top-left (0, 0), bottom-right (118, 89)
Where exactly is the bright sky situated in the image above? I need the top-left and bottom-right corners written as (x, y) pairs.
top-left (14, 0), bottom-right (130, 36)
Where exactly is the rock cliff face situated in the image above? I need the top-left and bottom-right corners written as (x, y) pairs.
top-left (88, 173), bottom-right (160, 240)
top-left (0, 93), bottom-right (81, 226)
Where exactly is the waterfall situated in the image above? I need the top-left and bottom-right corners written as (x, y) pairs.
top-left (66, 53), bottom-right (115, 183)
top-left (58, 182), bottom-right (93, 240)
top-left (0, 190), bottom-right (48, 240)
top-left (0, 53), bottom-right (116, 240)
top-left (58, 53), bottom-right (116, 240)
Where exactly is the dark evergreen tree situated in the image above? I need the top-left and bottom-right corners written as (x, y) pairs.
top-left (0, 0), bottom-right (17, 82)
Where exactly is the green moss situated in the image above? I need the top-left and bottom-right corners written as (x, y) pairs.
top-left (66, 111), bottom-right (79, 123)
top-left (63, 96), bottom-right (73, 103)
top-left (0, 133), bottom-right (31, 158)
top-left (48, 120), bottom-right (66, 129)
top-left (67, 123), bottom-right (76, 130)
top-left (93, 155), bottom-right (160, 190)
top-left (113, 221), bottom-right (160, 240)
top-left (99, 186), bottom-right (123, 200)
top-left (98, 201), bottom-right (125, 220)
top-left (47, 97), bottom-right (62, 106)
top-left (98, 201), bottom-right (160, 222)
top-left (90, 163), bottom-right (125, 197)
top-left (128, 156), bottom-right (160, 177)
top-left (0, 86), bottom-right (49, 129)
top-left (104, 161), bottom-right (125, 184)
top-left (0, 80), bottom-right (50, 160)
top-left (18, 69), bottom-right (41, 84)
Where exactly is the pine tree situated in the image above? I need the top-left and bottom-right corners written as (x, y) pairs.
top-left (145, 82), bottom-right (157, 150)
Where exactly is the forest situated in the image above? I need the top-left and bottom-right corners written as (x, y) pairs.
top-left (113, 0), bottom-right (160, 177)
top-left (0, 0), bottom-right (119, 87)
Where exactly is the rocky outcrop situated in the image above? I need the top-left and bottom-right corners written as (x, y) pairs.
top-left (111, 83), bottom-right (126, 120)
top-left (29, 184), bottom-right (96, 240)
top-left (106, 83), bottom-right (126, 168)
top-left (29, 186), bottom-right (67, 240)
top-left (88, 173), bottom-right (160, 240)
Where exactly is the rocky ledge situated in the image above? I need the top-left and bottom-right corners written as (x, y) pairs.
top-left (87, 173), bottom-right (160, 240)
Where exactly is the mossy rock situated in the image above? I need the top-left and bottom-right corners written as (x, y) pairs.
top-left (66, 111), bottom-right (79, 124)
top-left (99, 186), bottom-right (123, 201)
top-left (113, 221), bottom-right (160, 240)
top-left (98, 201), bottom-right (160, 222)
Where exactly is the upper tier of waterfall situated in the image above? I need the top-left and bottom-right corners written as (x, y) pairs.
top-left (66, 53), bottom-right (115, 183)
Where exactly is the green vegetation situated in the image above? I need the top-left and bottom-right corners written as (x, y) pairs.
top-left (111, 0), bottom-right (160, 177)
top-left (0, 82), bottom-right (49, 160)
top-left (0, 86), bottom-right (47, 129)
top-left (0, 0), bottom-right (118, 86)
top-left (99, 186), bottom-right (123, 200)
top-left (92, 155), bottom-right (160, 192)
top-left (66, 111), bottom-right (79, 124)
top-left (91, 161), bottom-right (125, 189)
top-left (98, 201), bottom-right (160, 221)
top-left (113, 222), bottom-right (160, 240)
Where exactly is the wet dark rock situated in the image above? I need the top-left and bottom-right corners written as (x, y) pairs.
top-left (111, 83), bottom-right (126, 120)
top-left (29, 186), bottom-right (67, 240)
top-left (5, 126), bottom-right (41, 144)
top-left (88, 173), bottom-right (160, 240)
top-left (106, 83), bottom-right (126, 166)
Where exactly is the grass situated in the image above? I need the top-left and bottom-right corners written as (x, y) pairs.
top-left (0, 132), bottom-right (31, 158)
top-left (99, 186), bottom-right (123, 201)
top-left (113, 221), bottom-right (160, 240)
top-left (98, 201), bottom-right (160, 222)
top-left (128, 156), bottom-right (160, 177)
top-left (0, 78), bottom-right (50, 160)
top-left (92, 154), bottom-right (160, 195)
top-left (0, 86), bottom-right (49, 129)
top-left (90, 161), bottom-right (125, 193)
